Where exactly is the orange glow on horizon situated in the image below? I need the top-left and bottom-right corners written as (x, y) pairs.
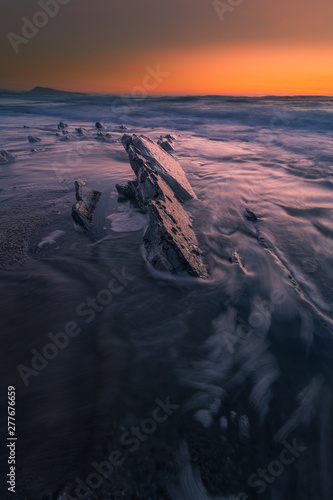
top-left (104, 44), bottom-right (333, 96)
top-left (3, 44), bottom-right (333, 96)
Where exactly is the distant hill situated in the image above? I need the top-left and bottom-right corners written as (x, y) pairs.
top-left (0, 86), bottom-right (85, 96)
top-left (26, 86), bottom-right (85, 96)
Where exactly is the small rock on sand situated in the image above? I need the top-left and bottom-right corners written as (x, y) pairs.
top-left (57, 122), bottom-right (68, 129)
top-left (28, 136), bottom-right (41, 143)
top-left (0, 150), bottom-right (14, 164)
top-left (245, 208), bottom-right (258, 222)
top-left (97, 131), bottom-right (111, 140)
top-left (75, 127), bottom-right (87, 135)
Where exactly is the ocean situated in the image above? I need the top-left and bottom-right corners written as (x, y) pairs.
top-left (1, 94), bottom-right (333, 499)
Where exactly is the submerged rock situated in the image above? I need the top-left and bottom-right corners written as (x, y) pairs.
top-left (122, 134), bottom-right (196, 201)
top-left (95, 122), bottom-right (103, 129)
top-left (119, 124), bottom-right (128, 130)
top-left (61, 133), bottom-right (77, 141)
top-left (245, 208), bottom-right (258, 222)
top-left (71, 180), bottom-right (102, 231)
top-left (97, 131), bottom-right (111, 140)
top-left (0, 150), bottom-right (14, 164)
top-left (28, 136), bottom-right (41, 143)
top-left (75, 127), bottom-right (87, 135)
top-left (120, 134), bottom-right (208, 278)
top-left (57, 122), bottom-right (68, 129)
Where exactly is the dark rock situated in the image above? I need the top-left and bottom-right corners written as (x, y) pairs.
top-left (165, 133), bottom-right (177, 141)
top-left (23, 125), bottom-right (29, 129)
top-left (71, 180), bottom-right (102, 231)
top-left (158, 134), bottom-right (177, 151)
top-left (245, 208), bottom-right (258, 222)
top-left (0, 150), bottom-right (14, 164)
top-left (31, 148), bottom-right (37, 153)
top-left (28, 136), bottom-right (41, 143)
top-left (116, 181), bottom-right (137, 199)
top-left (60, 130), bottom-right (76, 141)
top-left (157, 139), bottom-right (174, 152)
top-left (57, 122), bottom-right (68, 129)
top-left (75, 127), bottom-right (87, 135)
top-left (95, 122), bottom-right (103, 129)
top-left (97, 131), bottom-right (111, 140)
top-left (55, 132), bottom-right (61, 137)
top-left (121, 135), bottom-right (208, 278)
top-left (60, 131), bottom-right (76, 141)
top-left (119, 125), bottom-right (128, 130)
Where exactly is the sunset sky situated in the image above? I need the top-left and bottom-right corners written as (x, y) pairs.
top-left (1, 0), bottom-right (332, 95)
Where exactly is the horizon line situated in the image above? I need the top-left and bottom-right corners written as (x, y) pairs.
top-left (1, 86), bottom-right (333, 98)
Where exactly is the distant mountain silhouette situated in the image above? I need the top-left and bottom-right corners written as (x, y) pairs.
top-left (27, 86), bottom-right (85, 96)
top-left (0, 86), bottom-right (85, 96)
